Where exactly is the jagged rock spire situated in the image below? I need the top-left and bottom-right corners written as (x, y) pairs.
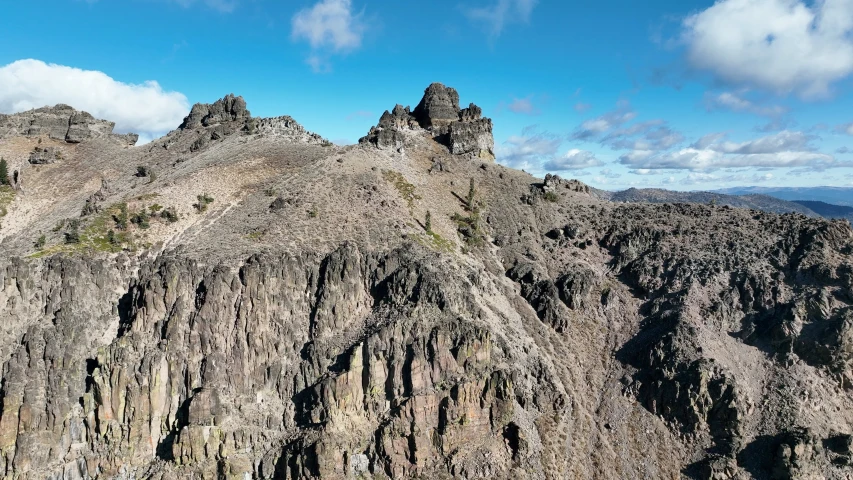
top-left (359, 83), bottom-right (495, 160)
top-left (179, 93), bottom-right (251, 130)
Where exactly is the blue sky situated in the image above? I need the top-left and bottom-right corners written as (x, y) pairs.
top-left (1, 0), bottom-right (853, 190)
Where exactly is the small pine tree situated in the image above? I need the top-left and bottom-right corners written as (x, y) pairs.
top-left (466, 178), bottom-right (476, 210)
top-left (0, 157), bottom-right (9, 186)
top-left (425, 211), bottom-right (432, 233)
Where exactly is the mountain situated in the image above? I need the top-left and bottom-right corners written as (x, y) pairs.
top-left (792, 200), bottom-right (853, 223)
top-left (0, 84), bottom-right (851, 479)
top-left (716, 186), bottom-right (853, 207)
top-left (603, 187), bottom-right (821, 216)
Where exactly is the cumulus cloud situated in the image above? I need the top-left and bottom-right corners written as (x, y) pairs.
top-left (619, 148), bottom-right (836, 171)
top-left (682, 0), bottom-right (853, 97)
top-left (619, 130), bottom-right (851, 172)
top-left (292, 0), bottom-right (366, 72)
top-left (543, 149), bottom-right (604, 171)
top-left (706, 91), bottom-right (788, 117)
top-left (466, 0), bottom-right (537, 38)
top-left (835, 122), bottom-right (853, 135)
top-left (572, 105), bottom-right (684, 152)
top-left (572, 102), bottom-right (637, 140)
top-left (496, 127), bottom-right (562, 171)
top-left (0, 59), bottom-right (189, 142)
top-left (601, 120), bottom-right (685, 151)
top-left (692, 130), bottom-right (818, 154)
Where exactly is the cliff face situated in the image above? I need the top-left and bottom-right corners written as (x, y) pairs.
top-left (0, 87), bottom-right (851, 480)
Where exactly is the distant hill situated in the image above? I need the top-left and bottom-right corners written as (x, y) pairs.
top-left (792, 200), bottom-right (853, 221)
top-left (715, 186), bottom-right (853, 207)
top-left (601, 188), bottom-right (820, 216)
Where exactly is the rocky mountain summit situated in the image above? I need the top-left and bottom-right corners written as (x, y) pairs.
top-left (0, 104), bottom-right (139, 146)
top-left (360, 83), bottom-right (495, 160)
top-left (0, 84), bottom-right (851, 480)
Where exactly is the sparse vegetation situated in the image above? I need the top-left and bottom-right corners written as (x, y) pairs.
top-left (425, 210), bottom-right (432, 233)
top-left (114, 203), bottom-right (129, 230)
top-left (466, 178), bottom-right (476, 210)
top-left (0, 185), bottom-right (15, 220)
top-left (382, 170), bottom-right (421, 211)
top-left (130, 209), bottom-right (150, 229)
top-left (194, 193), bottom-right (214, 213)
top-left (64, 220), bottom-right (81, 244)
top-left (543, 191), bottom-right (559, 202)
top-left (136, 166), bottom-right (149, 177)
top-left (35, 235), bottom-right (46, 249)
top-left (308, 207), bottom-right (318, 218)
top-left (149, 204), bottom-right (163, 213)
top-left (0, 157), bottom-right (9, 185)
top-left (453, 178), bottom-right (486, 249)
top-left (159, 207), bottom-right (179, 223)
top-left (264, 187), bottom-right (279, 197)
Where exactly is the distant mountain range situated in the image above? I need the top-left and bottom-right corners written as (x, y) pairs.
top-left (598, 187), bottom-right (819, 216)
top-left (791, 200), bottom-right (853, 222)
top-left (596, 187), bottom-right (853, 223)
top-left (715, 186), bottom-right (853, 207)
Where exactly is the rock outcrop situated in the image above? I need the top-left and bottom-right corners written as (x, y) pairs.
top-left (0, 105), bottom-right (138, 146)
top-left (178, 94), bottom-right (251, 130)
top-left (360, 83), bottom-right (495, 160)
top-left (170, 94), bottom-right (328, 152)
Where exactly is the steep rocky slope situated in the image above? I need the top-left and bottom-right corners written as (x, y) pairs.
top-left (0, 85), bottom-right (851, 480)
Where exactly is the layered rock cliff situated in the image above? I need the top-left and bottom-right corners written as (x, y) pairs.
top-left (0, 86), bottom-right (851, 480)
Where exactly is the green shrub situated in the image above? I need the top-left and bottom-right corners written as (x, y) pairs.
top-left (114, 203), bottom-right (129, 230)
top-left (0, 157), bottom-right (9, 186)
top-left (425, 210), bottom-right (432, 233)
top-left (543, 191), bottom-right (559, 202)
top-left (35, 234), bottom-right (46, 249)
top-left (194, 193), bottom-right (214, 213)
top-left (130, 209), bottom-right (150, 229)
top-left (160, 207), bottom-right (179, 223)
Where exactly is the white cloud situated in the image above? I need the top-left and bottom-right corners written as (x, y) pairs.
top-left (619, 148), bottom-right (836, 170)
top-left (836, 122), bottom-right (853, 135)
top-left (543, 149), bottom-right (604, 171)
top-left (507, 96), bottom-right (538, 115)
top-left (292, 0), bottom-right (366, 71)
top-left (574, 102), bottom-right (591, 113)
top-left (706, 91), bottom-right (788, 116)
top-left (573, 103), bottom-right (637, 140)
top-left (466, 0), bottom-right (537, 38)
top-left (694, 130), bottom-right (817, 154)
top-left (0, 59), bottom-right (189, 142)
top-left (682, 0), bottom-right (853, 97)
top-left (496, 128), bottom-right (562, 171)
